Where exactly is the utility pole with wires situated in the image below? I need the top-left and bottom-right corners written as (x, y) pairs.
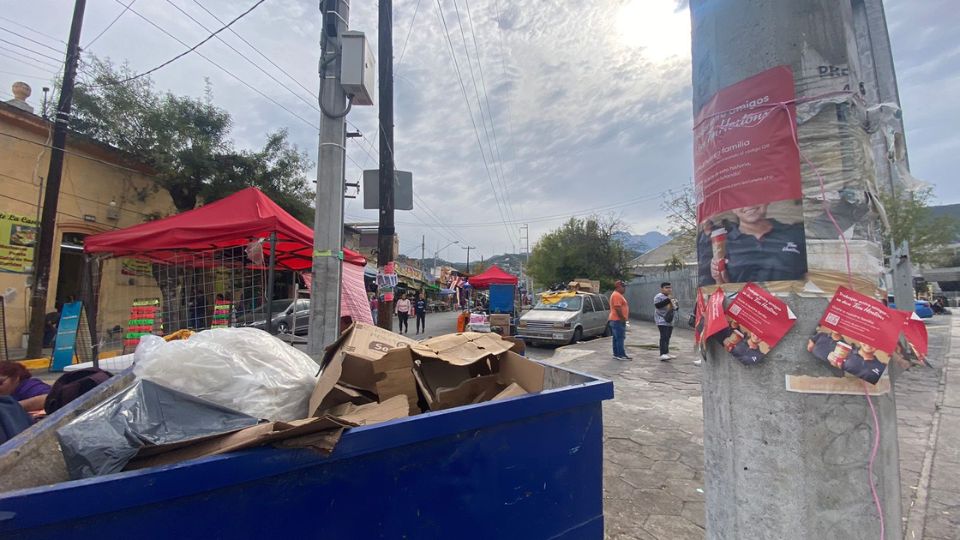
top-left (462, 245), bottom-right (476, 274)
top-left (308, 0), bottom-right (351, 357)
top-left (376, 0), bottom-right (396, 330)
top-left (420, 234), bottom-right (425, 270)
top-left (26, 0), bottom-right (87, 358)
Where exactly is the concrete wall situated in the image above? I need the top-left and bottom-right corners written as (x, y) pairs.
top-left (0, 103), bottom-right (176, 348)
top-left (625, 267), bottom-right (697, 330)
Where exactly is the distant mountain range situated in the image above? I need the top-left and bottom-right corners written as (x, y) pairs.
top-left (615, 231), bottom-right (670, 254)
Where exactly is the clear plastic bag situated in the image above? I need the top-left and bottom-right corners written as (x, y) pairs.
top-left (133, 328), bottom-right (319, 421)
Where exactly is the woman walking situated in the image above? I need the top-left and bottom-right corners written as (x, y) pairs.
top-left (395, 293), bottom-right (412, 334)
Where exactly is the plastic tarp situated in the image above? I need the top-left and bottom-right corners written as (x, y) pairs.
top-left (57, 379), bottom-right (259, 479)
top-left (83, 187), bottom-right (366, 271)
top-left (469, 265), bottom-right (518, 288)
top-left (341, 261), bottom-right (373, 325)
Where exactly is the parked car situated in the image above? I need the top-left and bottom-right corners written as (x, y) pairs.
top-left (887, 297), bottom-right (934, 319)
top-left (238, 298), bottom-right (311, 334)
top-left (517, 292), bottom-right (610, 346)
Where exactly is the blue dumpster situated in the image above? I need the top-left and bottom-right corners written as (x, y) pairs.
top-left (0, 362), bottom-right (612, 539)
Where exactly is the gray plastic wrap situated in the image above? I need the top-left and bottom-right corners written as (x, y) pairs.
top-left (133, 328), bottom-right (319, 421)
top-left (56, 379), bottom-right (259, 479)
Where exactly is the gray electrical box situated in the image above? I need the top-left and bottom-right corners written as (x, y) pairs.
top-left (340, 31), bottom-right (375, 106)
top-left (363, 170), bottom-right (413, 210)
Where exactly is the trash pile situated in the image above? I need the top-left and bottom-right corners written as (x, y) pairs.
top-left (52, 323), bottom-right (545, 480)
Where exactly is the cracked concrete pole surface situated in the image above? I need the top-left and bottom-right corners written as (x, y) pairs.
top-left (690, 0), bottom-right (902, 538)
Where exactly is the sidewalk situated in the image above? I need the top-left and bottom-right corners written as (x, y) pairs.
top-left (553, 315), bottom-right (956, 539)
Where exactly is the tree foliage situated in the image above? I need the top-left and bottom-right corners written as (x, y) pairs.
top-left (70, 59), bottom-right (314, 223)
top-left (660, 185), bottom-right (699, 259)
top-left (880, 185), bottom-right (960, 266)
top-left (526, 216), bottom-right (635, 291)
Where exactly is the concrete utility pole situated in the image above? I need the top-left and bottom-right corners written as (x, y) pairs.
top-left (462, 245), bottom-right (475, 274)
top-left (308, 0), bottom-right (350, 357)
top-left (26, 0), bottom-right (87, 358)
top-left (691, 1), bottom-right (901, 538)
top-left (375, 0), bottom-right (396, 330)
top-left (420, 234), bottom-right (425, 270)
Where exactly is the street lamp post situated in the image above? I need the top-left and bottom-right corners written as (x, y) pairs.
top-left (433, 240), bottom-right (459, 276)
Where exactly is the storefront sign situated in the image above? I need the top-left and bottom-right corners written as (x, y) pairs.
top-left (0, 212), bottom-right (38, 274)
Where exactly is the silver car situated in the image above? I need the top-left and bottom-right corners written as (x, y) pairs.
top-left (238, 298), bottom-right (311, 335)
top-left (516, 292), bottom-right (611, 346)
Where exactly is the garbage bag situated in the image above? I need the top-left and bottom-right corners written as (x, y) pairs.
top-left (133, 328), bottom-right (319, 421)
top-left (57, 379), bottom-right (259, 479)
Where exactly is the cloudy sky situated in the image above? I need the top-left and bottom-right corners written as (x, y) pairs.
top-left (0, 0), bottom-right (957, 265)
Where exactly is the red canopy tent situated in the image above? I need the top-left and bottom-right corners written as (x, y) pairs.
top-left (84, 187), bottom-right (365, 269)
top-left (469, 265), bottom-right (518, 289)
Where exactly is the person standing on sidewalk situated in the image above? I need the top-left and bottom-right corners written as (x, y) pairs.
top-left (609, 280), bottom-right (631, 360)
top-left (414, 292), bottom-right (427, 335)
top-left (396, 293), bottom-right (412, 334)
top-left (654, 282), bottom-right (677, 361)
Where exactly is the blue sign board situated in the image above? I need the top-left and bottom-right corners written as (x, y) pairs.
top-left (51, 301), bottom-right (83, 372)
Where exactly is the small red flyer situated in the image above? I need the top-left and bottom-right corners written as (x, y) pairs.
top-left (902, 315), bottom-right (928, 365)
top-left (694, 290), bottom-right (707, 344)
top-left (808, 287), bottom-right (909, 384)
top-left (723, 282), bottom-right (796, 365)
top-left (703, 288), bottom-right (729, 341)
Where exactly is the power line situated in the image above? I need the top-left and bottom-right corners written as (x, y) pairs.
top-left (396, 0), bottom-right (423, 69)
top-left (84, 0), bottom-right (137, 49)
top-left (0, 68), bottom-right (56, 80)
top-left (0, 130), bottom-right (152, 176)
top-left (434, 0), bottom-right (515, 250)
top-left (0, 47), bottom-right (62, 72)
top-left (0, 37), bottom-right (64, 64)
top-left (0, 15), bottom-right (67, 46)
top-left (492, 0), bottom-right (522, 220)
top-left (98, 0), bottom-right (267, 87)
top-left (103, 0), bottom-right (320, 131)
top-left (0, 25), bottom-right (66, 56)
top-left (166, 0), bottom-right (321, 118)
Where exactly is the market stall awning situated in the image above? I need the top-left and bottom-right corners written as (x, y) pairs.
top-left (469, 265), bottom-right (518, 288)
top-left (84, 187), bottom-right (365, 270)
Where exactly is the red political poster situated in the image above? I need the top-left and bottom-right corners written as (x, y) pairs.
top-left (694, 65), bottom-right (808, 287)
top-left (902, 315), bottom-right (928, 365)
top-left (703, 288), bottom-right (729, 341)
top-left (694, 290), bottom-right (707, 345)
top-left (808, 287), bottom-right (909, 384)
top-left (722, 282), bottom-right (796, 365)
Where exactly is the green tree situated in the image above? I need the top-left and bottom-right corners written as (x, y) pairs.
top-left (660, 185), bottom-right (699, 259)
top-left (70, 58), bottom-right (314, 222)
top-left (526, 216), bottom-right (635, 290)
top-left (880, 186), bottom-right (960, 266)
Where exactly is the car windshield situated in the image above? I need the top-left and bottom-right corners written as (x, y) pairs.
top-left (533, 296), bottom-right (583, 312)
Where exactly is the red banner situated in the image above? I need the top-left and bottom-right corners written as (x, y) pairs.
top-left (693, 65), bottom-right (801, 222)
top-left (809, 287), bottom-right (910, 384)
top-left (694, 290), bottom-right (707, 344)
top-left (726, 283), bottom-right (796, 350)
top-left (903, 315), bottom-right (928, 364)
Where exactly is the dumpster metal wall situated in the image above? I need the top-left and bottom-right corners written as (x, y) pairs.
top-left (625, 267), bottom-right (698, 329)
top-left (0, 363), bottom-right (613, 540)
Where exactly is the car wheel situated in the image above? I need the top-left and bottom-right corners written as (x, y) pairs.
top-left (570, 327), bottom-right (583, 344)
top-left (277, 321), bottom-right (290, 334)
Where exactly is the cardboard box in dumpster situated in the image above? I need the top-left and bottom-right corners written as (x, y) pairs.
top-left (395, 332), bottom-right (545, 411)
top-left (309, 323), bottom-right (419, 415)
top-left (126, 396), bottom-right (410, 470)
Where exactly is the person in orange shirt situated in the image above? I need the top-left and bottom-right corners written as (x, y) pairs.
top-left (609, 280), bottom-right (631, 360)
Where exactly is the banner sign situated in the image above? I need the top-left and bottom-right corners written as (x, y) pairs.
top-left (694, 66), bottom-right (808, 286)
top-left (808, 287), bottom-right (909, 384)
top-left (51, 301), bottom-right (83, 371)
top-left (0, 212), bottom-right (38, 274)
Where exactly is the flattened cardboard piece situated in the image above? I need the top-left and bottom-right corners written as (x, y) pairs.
top-left (723, 283), bottom-right (796, 366)
top-left (412, 332), bottom-right (515, 366)
top-left (272, 428), bottom-right (344, 453)
top-left (310, 323), bottom-right (419, 416)
top-left (126, 415), bottom-right (357, 471)
top-left (491, 382), bottom-right (526, 401)
top-left (785, 374), bottom-right (890, 395)
top-left (316, 383), bottom-right (375, 413)
top-left (808, 287), bottom-right (909, 384)
top-left (415, 351), bottom-right (545, 411)
top-left (327, 395), bottom-right (410, 425)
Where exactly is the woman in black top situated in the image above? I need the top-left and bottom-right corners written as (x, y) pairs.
top-left (415, 292), bottom-right (427, 335)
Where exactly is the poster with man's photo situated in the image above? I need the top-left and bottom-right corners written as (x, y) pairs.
top-left (721, 283), bottom-right (796, 366)
top-left (693, 65), bottom-right (808, 286)
top-left (808, 287), bottom-right (909, 384)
